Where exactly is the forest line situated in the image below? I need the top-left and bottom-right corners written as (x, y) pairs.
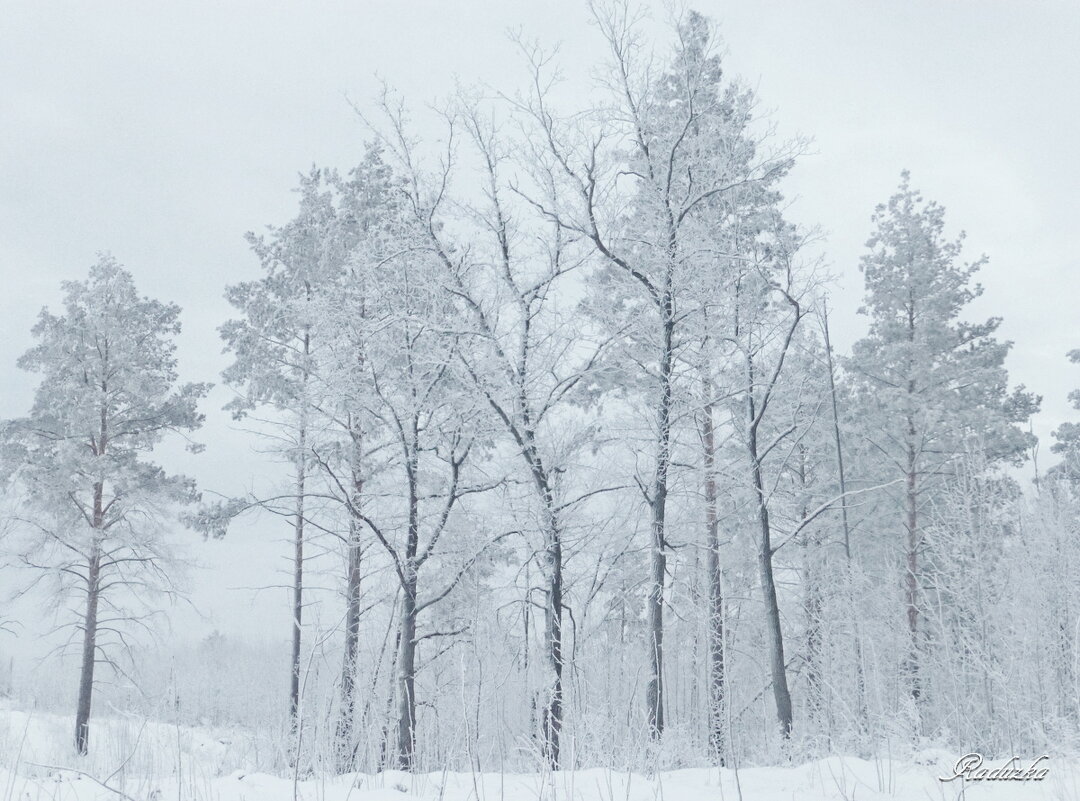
top-left (2, 4), bottom-right (1077, 774)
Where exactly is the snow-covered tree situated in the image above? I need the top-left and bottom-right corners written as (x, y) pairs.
top-left (313, 147), bottom-right (400, 770)
top-left (521, 3), bottom-right (801, 741)
top-left (849, 172), bottom-right (1037, 710)
top-left (1, 256), bottom-right (207, 754)
top-left (221, 167), bottom-right (346, 733)
top-left (401, 98), bottom-right (616, 768)
top-left (308, 131), bottom-right (504, 771)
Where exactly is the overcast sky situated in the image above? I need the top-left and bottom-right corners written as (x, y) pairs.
top-left (2, 1), bottom-right (1078, 654)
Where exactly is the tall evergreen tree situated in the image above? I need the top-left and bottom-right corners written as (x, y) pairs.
top-left (1, 256), bottom-right (207, 754)
top-left (849, 172), bottom-right (1037, 708)
top-left (221, 167), bottom-right (345, 736)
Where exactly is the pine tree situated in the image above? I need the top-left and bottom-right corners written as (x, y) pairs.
top-left (1, 256), bottom-right (207, 754)
top-left (221, 167), bottom-right (345, 737)
top-left (849, 172), bottom-right (1037, 709)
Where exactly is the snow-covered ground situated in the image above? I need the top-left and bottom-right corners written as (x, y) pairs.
top-left (2, 706), bottom-right (1077, 800)
top-left (7, 758), bottom-right (1080, 801)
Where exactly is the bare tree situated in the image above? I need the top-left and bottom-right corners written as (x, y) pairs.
top-left (732, 238), bottom-right (809, 738)
top-left (514, 3), bottom-right (801, 740)
top-left (820, 302), bottom-right (868, 735)
top-left (311, 176), bottom-right (503, 769)
top-left (405, 97), bottom-right (617, 767)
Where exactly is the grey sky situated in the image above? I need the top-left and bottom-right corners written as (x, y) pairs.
top-left (2, 1), bottom-right (1078, 653)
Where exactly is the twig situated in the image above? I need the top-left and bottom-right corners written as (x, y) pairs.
top-left (26, 763), bottom-right (141, 801)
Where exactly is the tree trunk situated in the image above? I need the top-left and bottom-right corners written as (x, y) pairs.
top-left (541, 508), bottom-right (564, 768)
top-left (520, 427), bottom-right (565, 768)
top-left (822, 307), bottom-right (868, 734)
top-left (74, 542), bottom-right (101, 755)
top-left (395, 421), bottom-right (421, 772)
top-left (379, 617), bottom-right (402, 768)
top-left (395, 576), bottom-right (418, 770)
top-left (289, 430), bottom-right (306, 728)
top-left (335, 418), bottom-right (364, 771)
top-left (905, 293), bottom-right (921, 706)
top-left (746, 360), bottom-right (793, 737)
top-left (645, 508), bottom-right (667, 740)
top-left (646, 307), bottom-right (674, 740)
top-left (905, 431), bottom-right (920, 703)
top-left (700, 393), bottom-right (725, 764)
top-left (290, 332), bottom-right (311, 734)
top-left (336, 516), bottom-right (363, 770)
top-left (797, 452), bottom-right (824, 730)
top-left (803, 540), bottom-right (823, 724)
top-left (76, 402), bottom-right (110, 755)
top-left (753, 455), bottom-right (793, 737)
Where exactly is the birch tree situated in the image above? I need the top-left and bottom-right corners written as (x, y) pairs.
top-left (311, 172), bottom-right (500, 770)
top-left (422, 100), bottom-right (615, 767)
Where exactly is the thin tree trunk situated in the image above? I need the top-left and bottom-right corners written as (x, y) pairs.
top-left (76, 399), bottom-right (109, 755)
top-left (646, 306), bottom-right (674, 740)
top-left (74, 535), bottom-right (101, 755)
top-left (290, 332), bottom-right (311, 732)
top-left (336, 516), bottom-right (363, 770)
top-left (395, 419), bottom-right (421, 771)
top-left (524, 560), bottom-right (534, 743)
top-left (541, 507), bottom-right (564, 768)
top-left (821, 306), bottom-right (868, 733)
top-left (746, 354), bottom-right (793, 737)
top-left (289, 428), bottom-right (306, 728)
top-left (796, 451), bottom-right (824, 729)
top-left (905, 430), bottom-right (920, 702)
top-left (335, 417), bottom-right (364, 771)
top-left (380, 624), bottom-right (402, 767)
top-left (520, 427), bottom-right (565, 768)
top-left (395, 577), bottom-right (418, 770)
top-left (905, 291), bottom-right (921, 705)
top-left (803, 547), bottom-right (823, 720)
top-left (700, 388), bottom-right (725, 764)
top-left (752, 451), bottom-right (793, 736)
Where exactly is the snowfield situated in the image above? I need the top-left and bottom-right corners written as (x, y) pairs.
top-left (5, 758), bottom-right (1080, 801)
top-left (2, 707), bottom-right (1077, 801)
